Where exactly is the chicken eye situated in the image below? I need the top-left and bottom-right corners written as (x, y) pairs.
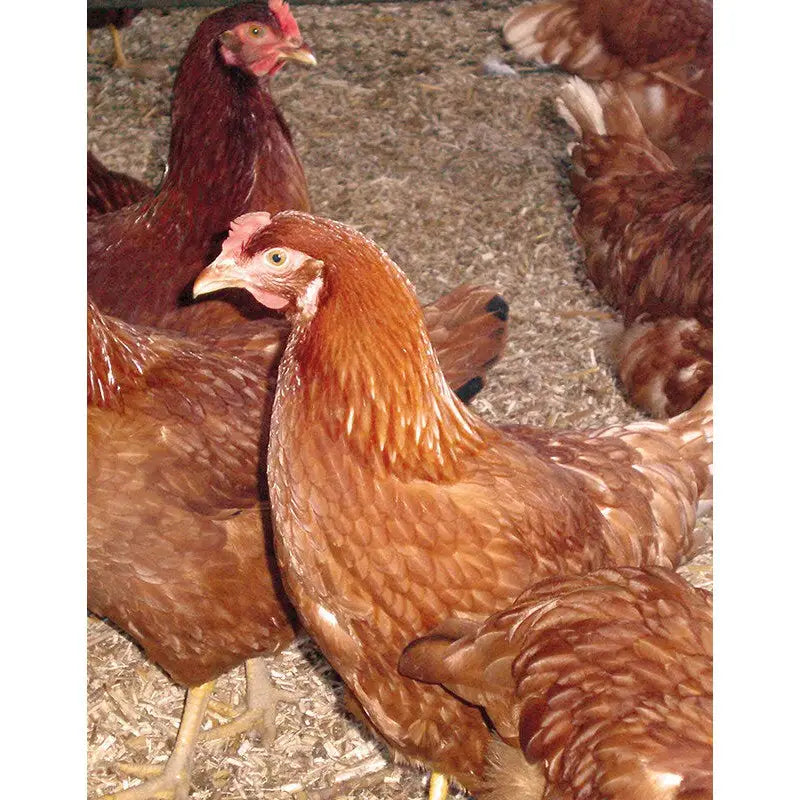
top-left (266, 248), bottom-right (288, 268)
top-left (250, 25), bottom-right (264, 37)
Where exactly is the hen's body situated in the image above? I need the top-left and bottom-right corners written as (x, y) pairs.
top-left (87, 150), bottom-right (152, 219)
top-left (88, 300), bottom-right (291, 683)
top-left (88, 3), bottom-right (311, 331)
top-left (220, 213), bottom-right (713, 791)
top-left (558, 79), bottom-right (712, 416)
top-left (401, 567), bottom-right (712, 800)
top-left (504, 0), bottom-right (712, 168)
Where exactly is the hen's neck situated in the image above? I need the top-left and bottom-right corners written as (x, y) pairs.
top-left (280, 251), bottom-right (487, 481)
top-left (162, 48), bottom-right (274, 225)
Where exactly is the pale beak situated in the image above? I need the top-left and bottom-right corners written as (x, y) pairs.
top-left (276, 43), bottom-right (317, 67)
top-left (193, 260), bottom-right (247, 299)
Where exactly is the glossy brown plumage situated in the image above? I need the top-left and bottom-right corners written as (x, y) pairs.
top-left (557, 79), bottom-right (712, 416)
top-left (88, 299), bottom-right (291, 684)
top-left (196, 211), bottom-right (712, 791)
top-left (87, 280), bottom-right (507, 685)
top-left (87, 3), bottom-right (312, 331)
top-left (504, 0), bottom-right (712, 168)
top-left (400, 567), bottom-right (712, 800)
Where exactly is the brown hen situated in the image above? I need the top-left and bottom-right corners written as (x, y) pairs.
top-left (88, 280), bottom-right (507, 798)
top-left (504, 0), bottom-right (712, 168)
top-left (88, 2), bottom-right (316, 332)
top-left (557, 78), bottom-right (712, 416)
top-left (193, 211), bottom-right (713, 793)
top-left (400, 566), bottom-right (712, 800)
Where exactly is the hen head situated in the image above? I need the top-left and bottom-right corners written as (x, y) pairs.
top-left (218, 0), bottom-right (316, 77)
top-left (193, 211), bottom-right (327, 316)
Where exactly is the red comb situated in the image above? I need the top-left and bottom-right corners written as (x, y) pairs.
top-left (268, 0), bottom-right (300, 39)
top-left (219, 212), bottom-right (273, 260)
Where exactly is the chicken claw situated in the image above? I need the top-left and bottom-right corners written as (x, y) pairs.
top-left (200, 658), bottom-right (294, 744)
top-left (100, 680), bottom-right (215, 800)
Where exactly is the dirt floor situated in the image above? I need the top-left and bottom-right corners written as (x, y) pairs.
top-left (87, 2), bottom-right (712, 798)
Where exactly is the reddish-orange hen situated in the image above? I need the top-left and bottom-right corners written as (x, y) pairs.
top-left (557, 78), bottom-right (712, 416)
top-left (400, 566), bottom-right (712, 800)
top-left (193, 211), bottom-right (713, 793)
top-left (88, 2), bottom-right (316, 332)
top-left (504, 0), bottom-right (712, 168)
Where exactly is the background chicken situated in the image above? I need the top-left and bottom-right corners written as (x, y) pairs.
top-left (400, 566), bottom-right (712, 800)
top-left (557, 78), bottom-right (712, 416)
top-left (503, 0), bottom-right (712, 169)
top-left (88, 1), bottom-right (316, 332)
top-left (88, 281), bottom-right (507, 799)
top-left (87, 8), bottom-right (143, 73)
top-left (193, 210), bottom-right (712, 795)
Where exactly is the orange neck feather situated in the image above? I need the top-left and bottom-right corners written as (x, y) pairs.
top-left (281, 234), bottom-right (487, 481)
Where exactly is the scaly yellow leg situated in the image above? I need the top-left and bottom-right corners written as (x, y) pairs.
top-left (108, 24), bottom-right (128, 70)
top-left (200, 657), bottom-right (294, 744)
top-left (428, 772), bottom-right (450, 800)
top-left (100, 680), bottom-right (215, 800)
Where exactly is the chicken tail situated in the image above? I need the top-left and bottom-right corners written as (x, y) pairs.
top-left (556, 77), bottom-right (674, 188)
top-left (602, 385), bottom-right (713, 565)
top-left (503, 1), bottom-right (623, 79)
top-left (422, 285), bottom-right (510, 403)
top-left (615, 316), bottom-right (712, 418)
top-left (667, 383), bottom-right (713, 503)
top-left (87, 150), bottom-right (152, 218)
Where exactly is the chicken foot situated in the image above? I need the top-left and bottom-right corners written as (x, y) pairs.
top-left (199, 657), bottom-right (295, 744)
top-left (107, 24), bottom-right (130, 71)
top-left (100, 679), bottom-right (215, 800)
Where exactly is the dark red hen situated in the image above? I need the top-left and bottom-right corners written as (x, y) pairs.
top-left (87, 1), bottom-right (316, 332)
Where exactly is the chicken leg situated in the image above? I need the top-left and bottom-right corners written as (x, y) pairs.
top-left (101, 680), bottom-right (214, 800)
top-left (200, 657), bottom-right (295, 744)
top-left (101, 659), bottom-right (293, 800)
top-left (108, 24), bottom-right (130, 70)
top-left (105, 22), bottom-right (167, 81)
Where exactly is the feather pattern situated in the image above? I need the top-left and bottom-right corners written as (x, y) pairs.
top-left (505, 0), bottom-right (712, 167)
top-left (87, 150), bottom-right (152, 218)
top-left (557, 79), bottom-right (712, 416)
top-left (88, 279), bottom-right (508, 685)
top-left (400, 567), bottom-right (712, 800)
